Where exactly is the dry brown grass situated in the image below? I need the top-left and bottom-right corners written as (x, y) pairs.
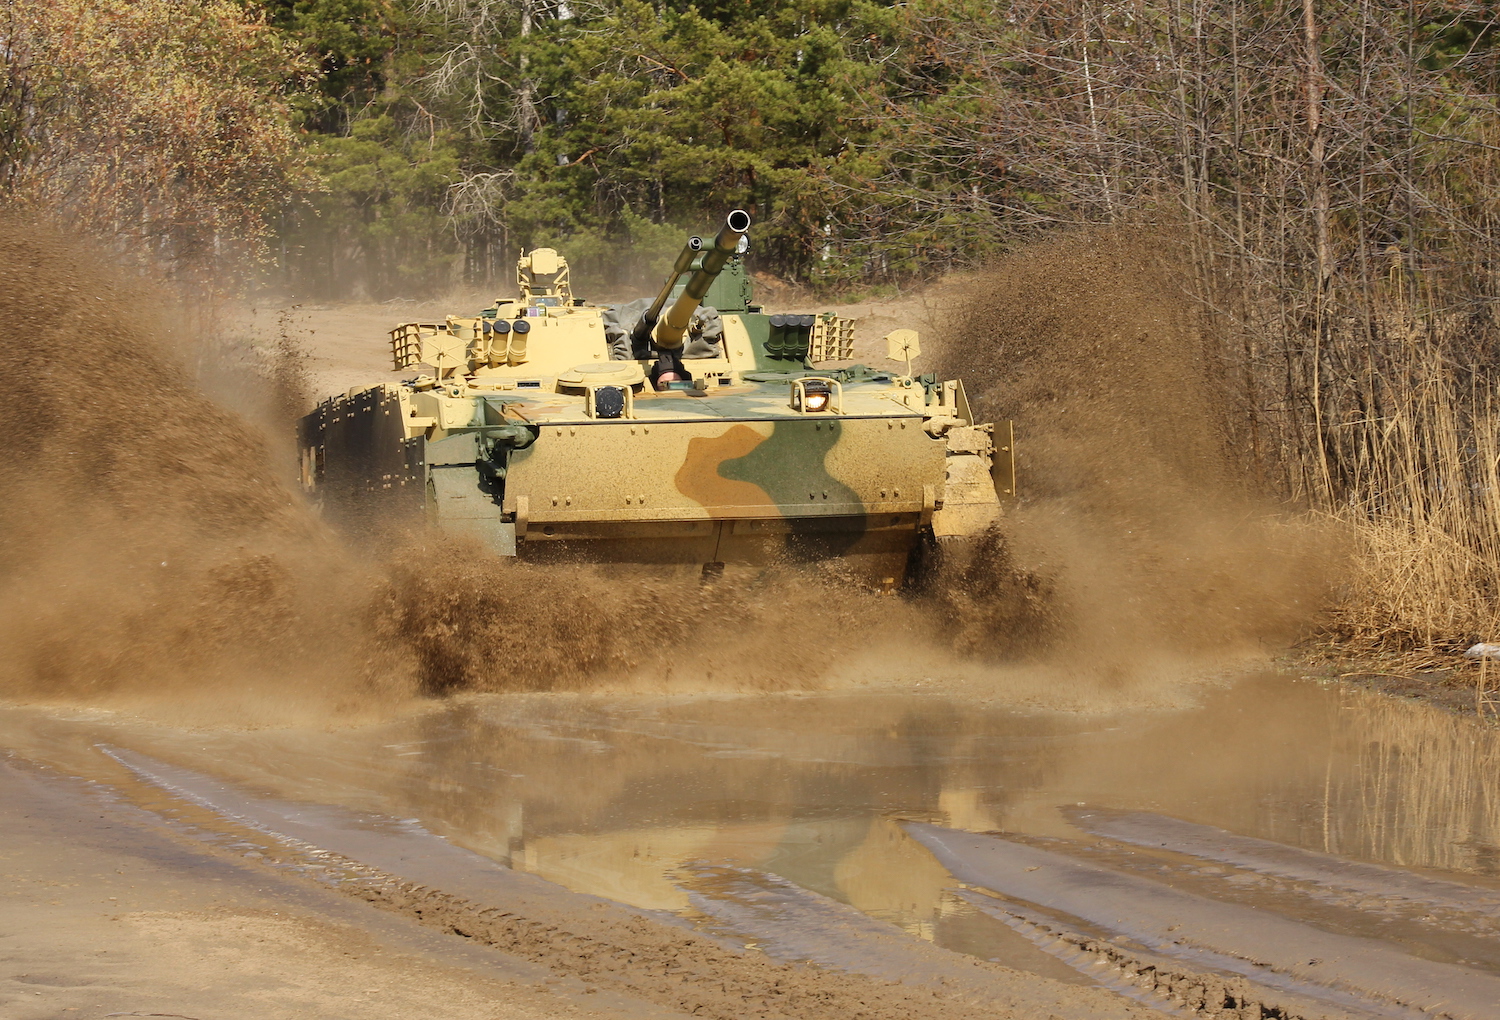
top-left (1317, 337), bottom-right (1500, 654)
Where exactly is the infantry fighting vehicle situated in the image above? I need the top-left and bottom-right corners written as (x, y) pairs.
top-left (298, 211), bottom-right (1013, 585)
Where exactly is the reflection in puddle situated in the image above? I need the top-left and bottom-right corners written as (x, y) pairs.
top-left (4, 674), bottom-right (1500, 948)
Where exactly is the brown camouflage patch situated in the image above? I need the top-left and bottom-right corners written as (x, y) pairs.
top-left (674, 424), bottom-right (775, 515)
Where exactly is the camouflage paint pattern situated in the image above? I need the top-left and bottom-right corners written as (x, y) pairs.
top-left (299, 249), bottom-right (1008, 582)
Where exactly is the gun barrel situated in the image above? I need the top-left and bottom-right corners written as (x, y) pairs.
top-left (630, 236), bottom-right (703, 348)
top-left (654, 209), bottom-right (751, 349)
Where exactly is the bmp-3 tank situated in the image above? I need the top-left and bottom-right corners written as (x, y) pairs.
top-left (298, 210), bottom-right (1014, 585)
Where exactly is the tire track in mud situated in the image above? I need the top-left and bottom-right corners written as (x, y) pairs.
top-left (956, 890), bottom-right (1362, 1020)
top-left (679, 863), bottom-right (1278, 1019)
top-left (908, 823), bottom-right (1500, 1020)
top-left (94, 746), bottom-right (1169, 1020)
top-left (680, 863), bottom-right (1104, 995)
top-left (1067, 809), bottom-right (1500, 934)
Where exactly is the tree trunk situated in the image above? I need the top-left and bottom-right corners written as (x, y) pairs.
top-left (516, 0), bottom-right (539, 155)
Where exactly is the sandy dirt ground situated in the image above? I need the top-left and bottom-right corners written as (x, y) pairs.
top-left (0, 759), bottom-right (640, 1020)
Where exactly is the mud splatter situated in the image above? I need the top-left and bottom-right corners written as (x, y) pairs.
top-left (0, 221), bottom-right (1331, 721)
top-left (0, 221), bottom-right (914, 713)
top-left (369, 545), bottom-right (915, 696)
top-left (0, 220), bottom-right (397, 720)
top-left (934, 228), bottom-right (1334, 668)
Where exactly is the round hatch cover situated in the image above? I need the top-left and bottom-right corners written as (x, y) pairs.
top-left (558, 362), bottom-right (645, 386)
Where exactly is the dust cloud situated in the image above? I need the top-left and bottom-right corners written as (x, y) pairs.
top-left (0, 221), bottom-right (913, 718)
top-left (0, 222), bottom-right (392, 722)
top-left (0, 222), bottom-right (1330, 724)
top-left (933, 228), bottom-right (1333, 673)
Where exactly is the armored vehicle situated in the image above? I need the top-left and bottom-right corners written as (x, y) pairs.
top-left (298, 211), bottom-right (1013, 585)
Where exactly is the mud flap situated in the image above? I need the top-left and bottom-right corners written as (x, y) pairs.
top-left (991, 420), bottom-right (1016, 499)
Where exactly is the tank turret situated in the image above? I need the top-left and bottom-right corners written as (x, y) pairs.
top-left (631, 210), bottom-right (750, 351)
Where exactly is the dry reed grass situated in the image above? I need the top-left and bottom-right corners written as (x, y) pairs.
top-left (1318, 332), bottom-right (1500, 657)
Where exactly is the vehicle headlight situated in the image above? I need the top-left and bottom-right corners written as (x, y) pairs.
top-left (794, 378), bottom-right (833, 413)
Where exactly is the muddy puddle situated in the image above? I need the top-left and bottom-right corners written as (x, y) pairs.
top-left (6, 673), bottom-right (1500, 1017)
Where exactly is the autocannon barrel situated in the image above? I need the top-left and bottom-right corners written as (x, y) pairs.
top-left (630, 235), bottom-right (704, 349)
top-left (652, 209), bottom-right (751, 350)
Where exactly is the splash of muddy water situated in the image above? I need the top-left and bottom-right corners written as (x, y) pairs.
top-left (0, 222), bottom-right (1332, 717)
top-left (933, 229), bottom-right (1335, 666)
top-left (0, 222), bottom-right (392, 721)
top-left (0, 223), bottom-right (915, 712)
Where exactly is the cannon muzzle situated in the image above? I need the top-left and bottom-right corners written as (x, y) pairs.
top-left (651, 210), bottom-right (751, 350)
top-left (630, 235), bottom-right (704, 349)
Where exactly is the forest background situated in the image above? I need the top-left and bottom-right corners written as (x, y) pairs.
top-left (5, 0), bottom-right (1500, 660)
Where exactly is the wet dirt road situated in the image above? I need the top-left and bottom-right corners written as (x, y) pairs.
top-left (4, 673), bottom-right (1500, 1020)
